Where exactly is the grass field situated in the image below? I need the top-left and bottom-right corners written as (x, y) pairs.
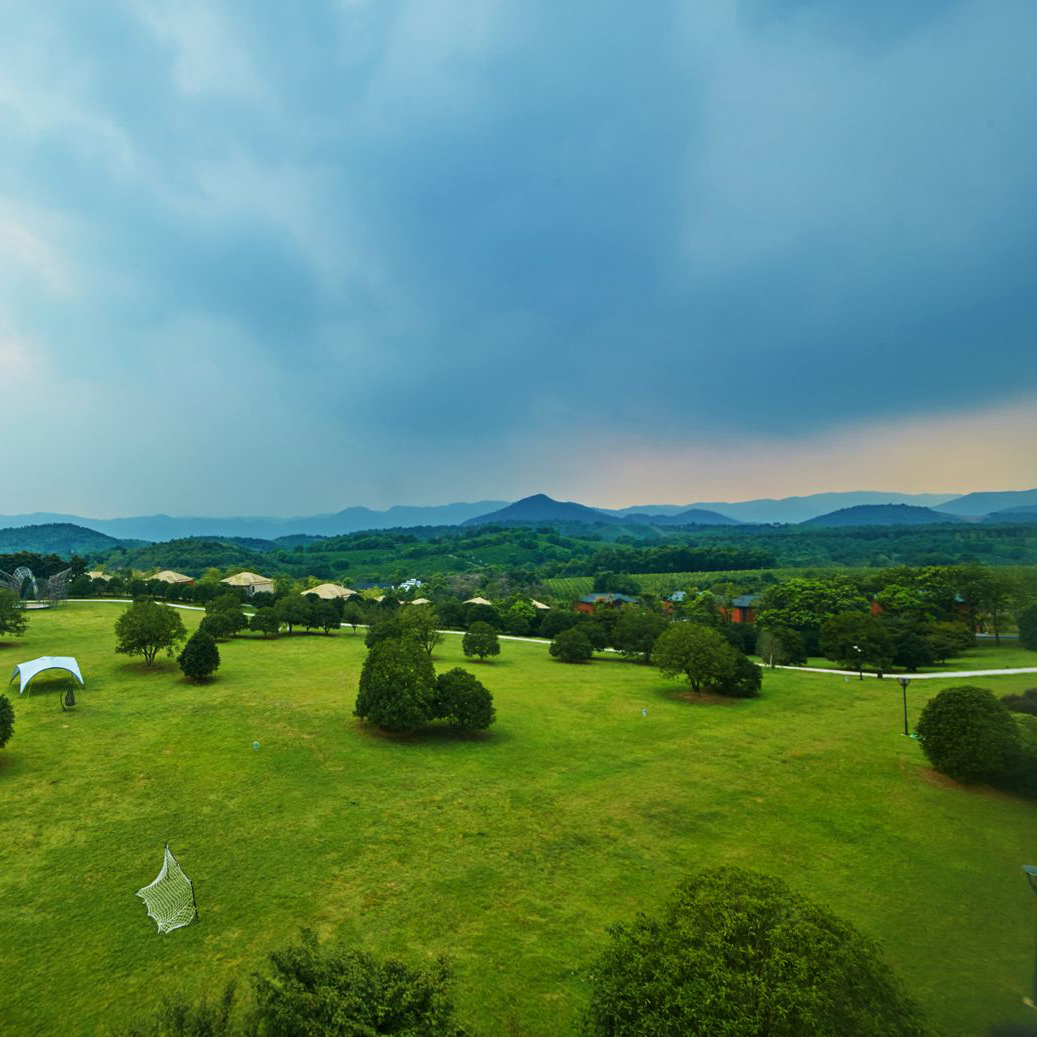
top-left (2, 603), bottom-right (1037, 1036)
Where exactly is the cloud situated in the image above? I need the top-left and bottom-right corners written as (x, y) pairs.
top-left (0, 0), bottom-right (1034, 512)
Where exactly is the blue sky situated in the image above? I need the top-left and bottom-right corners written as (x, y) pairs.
top-left (1, 0), bottom-right (1035, 515)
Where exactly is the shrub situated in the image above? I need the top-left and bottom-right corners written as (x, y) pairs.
top-left (550, 627), bottom-right (594, 663)
top-left (915, 685), bottom-right (1022, 784)
top-left (355, 637), bottom-right (436, 732)
top-left (891, 631), bottom-right (933, 672)
top-left (1020, 603), bottom-right (1037, 651)
top-left (462, 622), bottom-right (500, 661)
top-left (252, 930), bottom-right (468, 1037)
top-left (120, 983), bottom-right (238, 1036)
top-left (178, 631), bottom-right (220, 682)
top-left (433, 669), bottom-right (496, 730)
top-left (0, 694), bottom-right (13, 751)
top-left (581, 868), bottom-right (931, 1037)
top-left (716, 652), bottom-right (762, 698)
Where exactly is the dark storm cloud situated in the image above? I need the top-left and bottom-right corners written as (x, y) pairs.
top-left (0, 0), bottom-right (1034, 511)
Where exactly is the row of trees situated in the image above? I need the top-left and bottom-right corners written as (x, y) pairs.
top-left (121, 871), bottom-right (933, 1036)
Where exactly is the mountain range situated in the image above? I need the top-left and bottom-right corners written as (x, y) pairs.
top-left (1, 488), bottom-right (1035, 544)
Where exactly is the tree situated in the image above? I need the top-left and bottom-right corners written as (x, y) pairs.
top-left (275, 594), bottom-right (313, 634)
top-left (756, 626), bottom-right (805, 667)
top-left (114, 600), bottom-right (187, 667)
top-left (1019, 603), bottom-right (1037, 651)
top-left (199, 611), bottom-right (240, 641)
top-left (581, 868), bottom-right (931, 1037)
top-left (0, 589), bottom-right (28, 641)
top-left (433, 669), bottom-right (496, 730)
top-left (119, 983), bottom-right (238, 1037)
top-left (400, 605), bottom-right (442, 657)
top-left (538, 609), bottom-right (580, 640)
top-left (611, 607), bottom-right (668, 663)
top-left (890, 630), bottom-right (932, 673)
top-left (343, 600), bottom-right (364, 635)
top-left (652, 623), bottom-right (734, 693)
top-left (924, 621), bottom-right (973, 663)
top-left (550, 627), bottom-right (594, 663)
top-left (503, 600), bottom-right (536, 636)
top-left (757, 577), bottom-right (869, 654)
top-left (0, 694), bottom-right (13, 751)
top-left (915, 685), bottom-right (1022, 785)
top-left (355, 637), bottom-right (436, 732)
top-left (819, 613), bottom-right (893, 672)
top-left (978, 569), bottom-right (1022, 644)
top-left (178, 631), bottom-right (220, 682)
top-left (317, 603), bottom-right (340, 635)
top-left (249, 607), bottom-right (280, 638)
top-left (252, 930), bottom-right (467, 1037)
top-left (462, 622), bottom-right (500, 661)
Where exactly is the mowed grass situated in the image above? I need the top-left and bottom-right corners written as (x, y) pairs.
top-left (2, 603), bottom-right (1036, 1036)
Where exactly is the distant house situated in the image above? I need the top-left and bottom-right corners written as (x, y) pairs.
top-left (221, 571), bottom-right (275, 596)
top-left (303, 583), bottom-right (357, 600)
top-left (668, 591), bottom-right (686, 603)
top-left (151, 570), bottom-right (194, 586)
top-left (575, 592), bottom-right (637, 615)
top-left (398, 578), bottom-right (423, 592)
top-left (720, 594), bottom-right (761, 624)
top-left (464, 596), bottom-right (494, 607)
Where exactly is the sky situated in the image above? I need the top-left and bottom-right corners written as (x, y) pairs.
top-left (1, 0), bottom-right (1035, 516)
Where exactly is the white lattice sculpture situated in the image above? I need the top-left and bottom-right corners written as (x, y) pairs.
top-left (136, 844), bottom-right (198, 934)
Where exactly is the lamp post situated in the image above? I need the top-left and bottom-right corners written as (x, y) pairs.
top-left (898, 677), bottom-right (910, 736)
top-left (853, 644), bottom-right (863, 680)
top-left (1025, 866), bottom-right (1037, 1007)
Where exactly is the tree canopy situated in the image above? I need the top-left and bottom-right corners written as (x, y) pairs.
top-left (114, 599), bottom-right (187, 667)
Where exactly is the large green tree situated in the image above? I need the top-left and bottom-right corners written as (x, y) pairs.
top-left (652, 623), bottom-right (734, 693)
top-left (462, 621), bottom-right (500, 661)
top-left (114, 599), bottom-right (187, 667)
top-left (611, 607), bottom-right (668, 663)
top-left (355, 637), bottom-right (436, 732)
top-left (0, 588), bottom-right (28, 641)
top-left (582, 869), bottom-right (931, 1036)
top-left (433, 669), bottom-right (496, 730)
top-left (819, 613), bottom-right (893, 672)
top-left (177, 631), bottom-right (221, 682)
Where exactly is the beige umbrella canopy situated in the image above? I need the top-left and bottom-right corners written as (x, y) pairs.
top-left (151, 570), bottom-right (194, 585)
top-left (407, 598), bottom-right (432, 605)
top-left (464, 596), bottom-right (493, 606)
top-left (303, 583), bottom-right (357, 600)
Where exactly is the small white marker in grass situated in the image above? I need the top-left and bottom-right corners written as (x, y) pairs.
top-left (641, 708), bottom-right (647, 717)
top-left (253, 741), bottom-right (259, 750)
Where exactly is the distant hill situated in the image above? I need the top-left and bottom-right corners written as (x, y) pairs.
top-left (97, 537), bottom-right (274, 577)
top-left (678, 491), bottom-right (958, 525)
top-left (0, 522), bottom-right (133, 557)
top-left (802, 504), bottom-right (963, 527)
top-left (983, 506), bottom-right (1037, 524)
top-left (626, 507), bottom-right (741, 527)
top-left (0, 502), bottom-right (509, 541)
top-left (935, 488), bottom-right (1037, 517)
top-left (464, 494), bottom-right (618, 526)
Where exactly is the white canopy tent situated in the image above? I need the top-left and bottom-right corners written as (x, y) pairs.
top-left (10, 656), bottom-right (85, 695)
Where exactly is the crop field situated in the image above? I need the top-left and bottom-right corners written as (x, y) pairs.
top-left (2, 603), bottom-right (1036, 1035)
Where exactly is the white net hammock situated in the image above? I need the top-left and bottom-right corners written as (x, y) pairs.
top-left (136, 844), bottom-right (198, 934)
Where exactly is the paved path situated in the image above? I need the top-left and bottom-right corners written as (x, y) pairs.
top-left (66, 600), bottom-right (1036, 679)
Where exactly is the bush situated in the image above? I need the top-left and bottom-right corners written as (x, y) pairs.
top-left (915, 685), bottom-right (1022, 785)
top-left (355, 637), bottom-right (436, 732)
top-left (1020, 603), bottom-right (1037, 651)
top-left (178, 631), bottom-right (220, 682)
top-left (550, 627), bottom-right (594, 663)
top-left (0, 694), bottom-right (13, 750)
top-left (891, 631), bottom-right (933, 672)
top-left (120, 983), bottom-right (238, 1036)
top-left (462, 622), bottom-right (500, 661)
top-left (716, 652), bottom-right (762, 698)
top-left (252, 930), bottom-right (467, 1037)
top-left (581, 868), bottom-right (931, 1037)
top-left (433, 669), bottom-right (496, 730)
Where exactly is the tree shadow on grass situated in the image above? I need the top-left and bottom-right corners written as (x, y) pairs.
top-left (354, 721), bottom-right (513, 747)
top-left (653, 682), bottom-right (748, 707)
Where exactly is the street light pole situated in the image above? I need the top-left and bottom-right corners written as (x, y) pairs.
top-left (1025, 866), bottom-right (1037, 1008)
top-left (898, 677), bottom-right (910, 736)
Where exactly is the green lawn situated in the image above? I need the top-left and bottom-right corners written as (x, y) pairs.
top-left (2, 603), bottom-right (1036, 1036)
